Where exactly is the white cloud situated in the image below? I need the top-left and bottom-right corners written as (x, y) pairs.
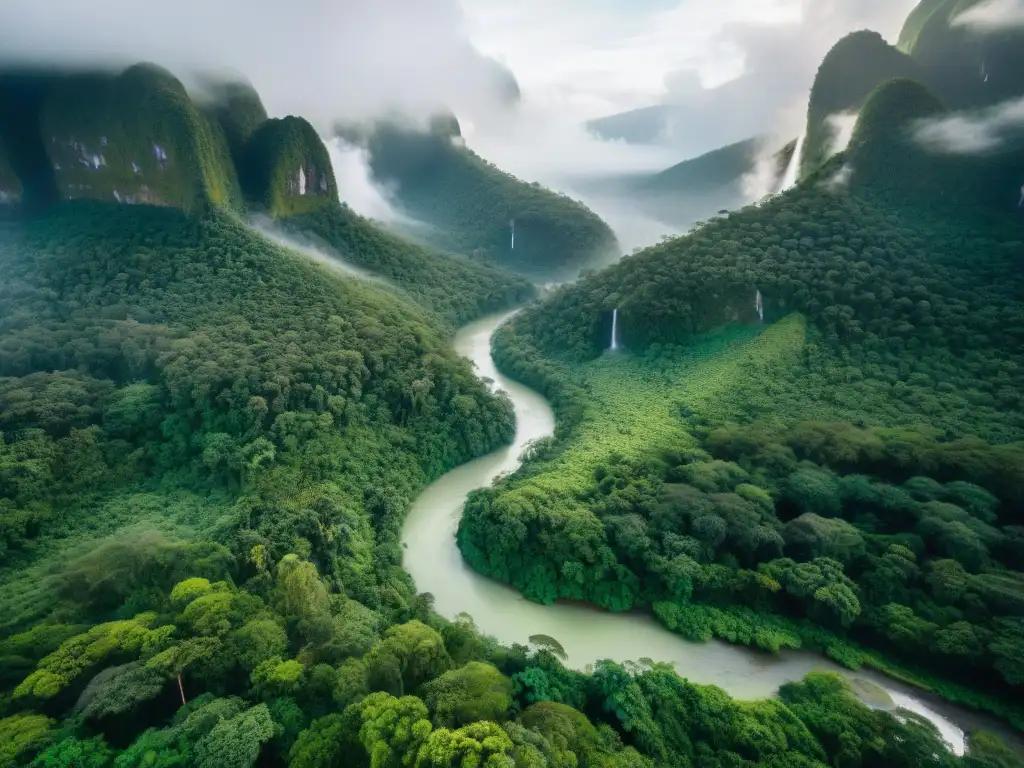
top-left (824, 163), bottom-right (854, 191)
top-left (474, 0), bottom-right (916, 158)
top-left (0, 0), bottom-right (515, 128)
top-left (825, 111), bottom-right (859, 158)
top-left (325, 138), bottom-right (404, 223)
top-left (955, 0), bottom-right (1024, 31)
top-left (914, 96), bottom-right (1024, 154)
top-left (741, 144), bottom-right (786, 200)
top-left (461, 0), bottom-right (799, 121)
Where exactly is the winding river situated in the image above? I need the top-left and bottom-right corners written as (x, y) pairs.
top-left (401, 310), bottom-right (1019, 756)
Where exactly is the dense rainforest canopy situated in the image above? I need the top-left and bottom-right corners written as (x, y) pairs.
top-left (456, 6), bottom-right (1024, 752)
top-left (3, 3), bottom-right (1024, 765)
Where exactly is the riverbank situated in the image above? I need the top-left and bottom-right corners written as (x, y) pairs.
top-left (400, 310), bottom-right (1024, 758)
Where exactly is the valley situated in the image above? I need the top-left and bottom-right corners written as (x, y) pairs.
top-left (1, 1), bottom-right (1024, 766)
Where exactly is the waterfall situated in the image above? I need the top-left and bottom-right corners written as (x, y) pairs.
top-left (610, 308), bottom-right (619, 351)
top-left (779, 132), bottom-right (806, 192)
top-left (510, 219), bottom-right (515, 250)
top-left (755, 289), bottom-right (764, 323)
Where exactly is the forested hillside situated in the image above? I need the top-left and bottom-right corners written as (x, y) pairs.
top-left (847, 78), bottom-right (1024, 214)
top-left (353, 118), bottom-right (620, 278)
top-left (801, 31), bottom-right (923, 176)
top-left (0, 62), bottom-right (535, 327)
top-left (458, 44), bottom-right (1024, 733)
top-left (0, 201), bottom-right (520, 765)
top-left (240, 116), bottom-right (336, 218)
top-left (4, 1), bottom-right (1024, 763)
top-left (200, 77), bottom-right (269, 169)
top-left (0, 178), bottom-right (1001, 768)
top-left (277, 206), bottom-right (535, 326)
top-left (901, 0), bottom-right (1024, 109)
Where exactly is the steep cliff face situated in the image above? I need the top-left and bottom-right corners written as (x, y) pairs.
top-left (240, 116), bottom-right (337, 218)
top-left (199, 76), bottom-right (269, 167)
top-left (34, 64), bottom-right (241, 212)
top-left (802, 31), bottom-right (924, 177)
top-left (903, 0), bottom-right (1024, 109)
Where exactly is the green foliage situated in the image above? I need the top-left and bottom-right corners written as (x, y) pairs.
top-left (199, 77), bottom-right (268, 167)
top-left (14, 613), bottom-right (168, 701)
top-left (5, 34), bottom-right (1024, 768)
top-left (422, 662), bottom-right (514, 728)
top-left (75, 662), bottom-right (167, 719)
top-left (354, 692), bottom-right (433, 768)
top-left (279, 206), bottom-right (535, 326)
top-left (0, 712), bottom-right (54, 768)
top-left (240, 116), bottom-right (335, 217)
top-left (287, 714), bottom-right (347, 768)
top-left (23, 63), bottom-right (242, 212)
top-left (460, 129), bottom-right (1024, 726)
top-left (192, 702), bottom-right (275, 768)
top-left (362, 121), bottom-right (619, 278)
top-left (365, 621), bottom-right (452, 698)
top-left (0, 202), bottom-right (516, 627)
top-left (29, 736), bottom-right (115, 768)
top-left (416, 721), bottom-right (514, 767)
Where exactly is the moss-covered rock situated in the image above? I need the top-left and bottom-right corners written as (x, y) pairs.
top-left (802, 31), bottom-right (924, 177)
top-left (37, 63), bottom-right (242, 212)
top-left (198, 76), bottom-right (269, 167)
top-left (240, 116), bottom-right (336, 218)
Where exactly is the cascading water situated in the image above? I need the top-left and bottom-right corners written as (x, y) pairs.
top-left (755, 289), bottom-right (764, 323)
top-left (610, 308), bottom-right (619, 351)
top-left (779, 132), bottom-right (806, 192)
top-left (510, 219), bottom-right (516, 250)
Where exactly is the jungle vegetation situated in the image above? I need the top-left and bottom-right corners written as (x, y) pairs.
top-left (456, 48), bottom-right (1024, 742)
top-left (355, 118), bottom-right (620, 279)
top-left (2, 4), bottom-right (1024, 764)
top-left (1, 200), bottom-right (1005, 768)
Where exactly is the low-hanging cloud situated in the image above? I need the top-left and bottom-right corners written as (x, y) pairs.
top-left (823, 163), bottom-right (854, 191)
top-left (741, 147), bottom-right (786, 201)
top-left (954, 0), bottom-right (1024, 31)
top-left (0, 0), bottom-right (515, 128)
top-left (325, 138), bottom-right (403, 223)
top-left (575, 0), bottom-right (917, 158)
top-left (825, 111), bottom-right (859, 158)
top-left (914, 96), bottom-right (1024, 154)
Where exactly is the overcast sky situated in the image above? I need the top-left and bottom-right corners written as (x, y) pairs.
top-left (464, 0), bottom-right (917, 121)
top-left (0, 0), bottom-right (922, 246)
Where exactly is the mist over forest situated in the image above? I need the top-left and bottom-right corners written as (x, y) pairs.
top-left (1, 1), bottom-right (1024, 767)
